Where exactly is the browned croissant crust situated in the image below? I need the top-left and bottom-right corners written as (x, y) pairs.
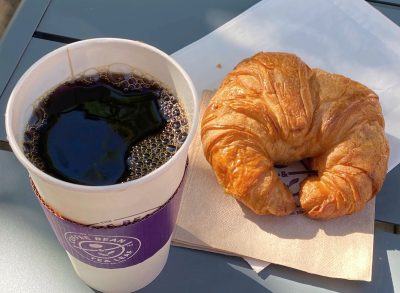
top-left (201, 52), bottom-right (389, 219)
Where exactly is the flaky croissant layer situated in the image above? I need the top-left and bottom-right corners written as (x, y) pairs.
top-left (201, 52), bottom-right (389, 219)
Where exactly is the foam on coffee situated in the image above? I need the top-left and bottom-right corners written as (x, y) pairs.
top-left (127, 88), bottom-right (189, 181)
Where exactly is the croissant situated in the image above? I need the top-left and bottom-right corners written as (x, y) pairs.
top-left (201, 52), bottom-right (389, 219)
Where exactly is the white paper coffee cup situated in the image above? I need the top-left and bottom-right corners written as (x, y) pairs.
top-left (5, 38), bottom-right (199, 293)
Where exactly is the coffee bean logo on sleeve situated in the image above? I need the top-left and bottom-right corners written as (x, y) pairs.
top-left (64, 232), bottom-right (141, 265)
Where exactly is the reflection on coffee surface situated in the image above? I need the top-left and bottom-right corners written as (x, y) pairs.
top-left (23, 68), bottom-right (189, 186)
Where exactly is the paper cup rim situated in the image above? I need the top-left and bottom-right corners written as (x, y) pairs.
top-left (5, 38), bottom-right (199, 193)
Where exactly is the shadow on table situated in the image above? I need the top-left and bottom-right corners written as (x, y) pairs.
top-left (138, 246), bottom-right (272, 293)
top-left (375, 134), bottom-right (400, 225)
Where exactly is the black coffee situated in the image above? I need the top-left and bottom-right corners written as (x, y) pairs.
top-left (23, 69), bottom-right (189, 186)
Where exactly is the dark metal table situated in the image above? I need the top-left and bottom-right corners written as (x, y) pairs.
top-left (0, 1), bottom-right (399, 292)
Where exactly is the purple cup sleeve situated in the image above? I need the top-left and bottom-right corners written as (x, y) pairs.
top-left (32, 165), bottom-right (186, 269)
